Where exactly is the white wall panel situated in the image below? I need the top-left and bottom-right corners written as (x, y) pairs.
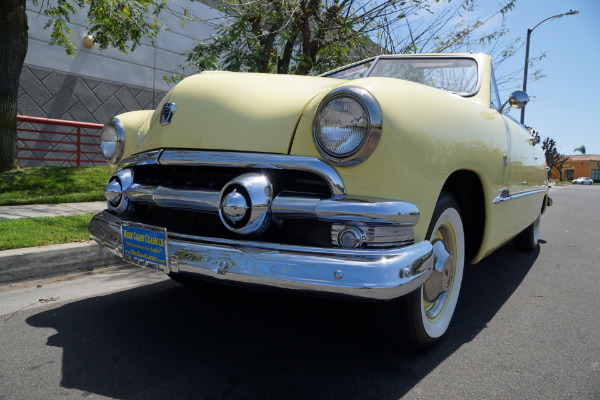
top-left (24, 1), bottom-right (225, 91)
top-left (154, 48), bottom-right (188, 75)
top-left (25, 39), bottom-right (160, 89)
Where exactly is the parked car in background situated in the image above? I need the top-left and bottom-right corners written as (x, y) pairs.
top-left (572, 177), bottom-right (593, 185)
top-left (89, 53), bottom-right (552, 351)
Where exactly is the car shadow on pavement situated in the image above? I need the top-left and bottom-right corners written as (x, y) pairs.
top-left (26, 242), bottom-right (540, 400)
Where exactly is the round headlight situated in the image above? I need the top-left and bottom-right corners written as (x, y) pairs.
top-left (315, 96), bottom-right (369, 157)
top-left (313, 87), bottom-right (382, 166)
top-left (100, 118), bottom-right (125, 164)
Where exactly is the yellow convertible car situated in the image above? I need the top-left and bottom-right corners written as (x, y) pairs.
top-left (89, 53), bottom-right (551, 350)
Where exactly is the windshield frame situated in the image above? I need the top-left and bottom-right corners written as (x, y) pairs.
top-left (321, 55), bottom-right (482, 98)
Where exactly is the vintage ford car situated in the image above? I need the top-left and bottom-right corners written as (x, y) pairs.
top-left (89, 53), bottom-right (551, 349)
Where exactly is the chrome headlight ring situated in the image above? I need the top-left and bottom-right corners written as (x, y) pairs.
top-left (313, 86), bottom-right (382, 167)
top-left (100, 118), bottom-right (125, 165)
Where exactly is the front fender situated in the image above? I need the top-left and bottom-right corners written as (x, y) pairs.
top-left (289, 78), bottom-right (509, 244)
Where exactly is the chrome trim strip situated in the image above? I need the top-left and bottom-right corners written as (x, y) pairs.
top-left (493, 188), bottom-right (548, 204)
top-left (120, 150), bottom-right (163, 169)
top-left (153, 186), bottom-right (219, 213)
top-left (121, 184), bottom-right (420, 227)
top-left (319, 56), bottom-right (378, 78)
top-left (156, 150), bottom-right (346, 198)
top-left (314, 198), bottom-right (418, 225)
top-left (365, 56), bottom-right (380, 76)
top-left (88, 211), bottom-right (433, 300)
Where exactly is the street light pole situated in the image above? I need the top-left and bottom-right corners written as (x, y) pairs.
top-left (520, 10), bottom-right (579, 125)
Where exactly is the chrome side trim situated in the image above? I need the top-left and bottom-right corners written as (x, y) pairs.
top-left (88, 211), bottom-right (433, 300)
top-left (156, 151), bottom-right (346, 198)
top-left (493, 188), bottom-right (548, 204)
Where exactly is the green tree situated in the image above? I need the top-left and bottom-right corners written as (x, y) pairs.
top-left (573, 145), bottom-right (586, 155)
top-left (0, 0), bottom-right (28, 172)
top-left (0, 0), bottom-right (165, 172)
top-left (182, 0), bottom-right (519, 77)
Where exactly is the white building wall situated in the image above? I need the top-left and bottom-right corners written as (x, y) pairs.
top-left (24, 0), bottom-right (225, 91)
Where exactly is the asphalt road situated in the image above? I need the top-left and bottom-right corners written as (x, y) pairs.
top-left (0, 185), bottom-right (598, 400)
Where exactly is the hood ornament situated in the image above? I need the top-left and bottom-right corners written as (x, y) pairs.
top-left (160, 103), bottom-right (176, 126)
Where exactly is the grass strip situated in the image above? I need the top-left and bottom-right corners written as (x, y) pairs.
top-left (0, 214), bottom-right (93, 250)
top-left (0, 166), bottom-right (110, 206)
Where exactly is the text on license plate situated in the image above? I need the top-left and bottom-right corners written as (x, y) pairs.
top-left (122, 222), bottom-right (168, 270)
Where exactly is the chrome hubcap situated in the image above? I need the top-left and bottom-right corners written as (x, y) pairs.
top-left (423, 222), bottom-right (456, 320)
top-left (424, 241), bottom-right (454, 303)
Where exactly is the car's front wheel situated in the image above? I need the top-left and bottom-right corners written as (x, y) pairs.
top-left (379, 192), bottom-right (465, 351)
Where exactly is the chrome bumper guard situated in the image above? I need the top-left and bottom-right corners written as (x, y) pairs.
top-left (89, 211), bottom-right (433, 300)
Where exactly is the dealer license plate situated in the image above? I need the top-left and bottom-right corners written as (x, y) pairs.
top-left (122, 222), bottom-right (168, 272)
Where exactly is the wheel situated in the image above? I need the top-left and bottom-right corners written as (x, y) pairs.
top-left (513, 215), bottom-right (540, 251)
top-left (378, 192), bottom-right (465, 351)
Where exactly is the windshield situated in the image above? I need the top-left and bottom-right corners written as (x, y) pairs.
top-left (325, 57), bottom-right (479, 96)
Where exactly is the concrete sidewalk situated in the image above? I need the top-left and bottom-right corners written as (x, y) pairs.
top-left (0, 201), bottom-right (124, 283)
top-left (0, 201), bottom-right (106, 220)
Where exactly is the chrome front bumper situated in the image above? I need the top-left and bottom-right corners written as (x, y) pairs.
top-left (89, 211), bottom-right (433, 300)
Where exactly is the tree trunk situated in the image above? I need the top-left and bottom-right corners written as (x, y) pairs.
top-left (277, 29), bottom-right (298, 74)
top-left (0, 0), bottom-right (28, 172)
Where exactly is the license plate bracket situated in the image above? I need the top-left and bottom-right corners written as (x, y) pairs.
top-left (122, 222), bottom-right (168, 272)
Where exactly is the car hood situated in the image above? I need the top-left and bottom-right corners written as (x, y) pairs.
top-left (137, 72), bottom-right (343, 154)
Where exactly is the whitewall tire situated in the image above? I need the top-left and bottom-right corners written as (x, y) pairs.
top-left (378, 192), bottom-right (465, 351)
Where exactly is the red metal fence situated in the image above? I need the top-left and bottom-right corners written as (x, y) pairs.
top-left (17, 115), bottom-right (104, 167)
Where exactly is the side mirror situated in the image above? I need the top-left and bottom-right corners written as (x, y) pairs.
top-left (498, 91), bottom-right (529, 113)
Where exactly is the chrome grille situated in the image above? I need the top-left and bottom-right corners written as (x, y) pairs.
top-left (108, 150), bottom-right (418, 249)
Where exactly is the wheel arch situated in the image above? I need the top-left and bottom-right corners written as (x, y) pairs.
top-left (440, 170), bottom-right (485, 264)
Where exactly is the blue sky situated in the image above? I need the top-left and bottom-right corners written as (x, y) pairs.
top-left (463, 0), bottom-right (599, 155)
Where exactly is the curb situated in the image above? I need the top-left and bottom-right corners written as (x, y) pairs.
top-left (0, 242), bottom-right (125, 284)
